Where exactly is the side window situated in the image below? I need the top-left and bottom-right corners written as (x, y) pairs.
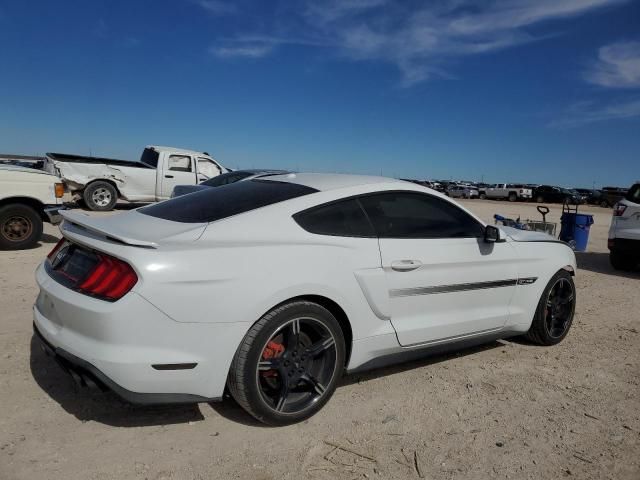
top-left (168, 155), bottom-right (192, 172)
top-left (197, 157), bottom-right (221, 178)
top-left (359, 192), bottom-right (484, 239)
top-left (294, 199), bottom-right (375, 237)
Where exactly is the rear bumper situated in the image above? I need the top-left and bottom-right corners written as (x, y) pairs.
top-left (33, 262), bottom-right (250, 403)
top-left (608, 238), bottom-right (640, 254)
top-left (34, 323), bottom-right (217, 405)
top-left (43, 205), bottom-right (66, 225)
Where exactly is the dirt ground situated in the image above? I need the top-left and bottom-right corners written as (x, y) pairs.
top-left (1, 199), bottom-right (638, 480)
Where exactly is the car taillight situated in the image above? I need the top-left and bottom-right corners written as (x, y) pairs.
top-left (613, 204), bottom-right (627, 216)
top-left (47, 238), bottom-right (66, 261)
top-left (45, 241), bottom-right (138, 301)
top-left (54, 182), bottom-right (65, 198)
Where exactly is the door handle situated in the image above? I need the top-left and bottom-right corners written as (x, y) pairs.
top-left (164, 174), bottom-right (174, 178)
top-left (391, 260), bottom-right (422, 272)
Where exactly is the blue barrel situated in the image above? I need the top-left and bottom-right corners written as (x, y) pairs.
top-left (560, 213), bottom-right (594, 251)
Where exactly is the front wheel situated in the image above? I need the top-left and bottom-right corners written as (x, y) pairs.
top-left (0, 204), bottom-right (43, 250)
top-left (508, 192), bottom-right (517, 202)
top-left (479, 193), bottom-right (487, 200)
top-left (525, 270), bottom-right (576, 346)
top-left (227, 301), bottom-right (345, 425)
top-left (536, 195), bottom-right (545, 203)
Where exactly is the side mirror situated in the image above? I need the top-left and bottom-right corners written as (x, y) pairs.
top-left (484, 225), bottom-right (502, 243)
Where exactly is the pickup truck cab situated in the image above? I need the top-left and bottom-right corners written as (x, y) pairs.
top-left (0, 165), bottom-right (68, 249)
top-left (45, 146), bottom-right (228, 211)
top-left (608, 182), bottom-right (640, 270)
top-left (479, 183), bottom-right (532, 202)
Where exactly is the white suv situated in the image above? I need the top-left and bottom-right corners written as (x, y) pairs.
top-left (608, 182), bottom-right (640, 270)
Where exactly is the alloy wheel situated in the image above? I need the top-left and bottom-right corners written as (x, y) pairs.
top-left (92, 188), bottom-right (112, 207)
top-left (544, 277), bottom-right (575, 338)
top-left (255, 317), bottom-right (338, 415)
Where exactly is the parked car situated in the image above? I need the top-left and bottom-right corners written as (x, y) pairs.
top-left (574, 188), bottom-right (603, 205)
top-left (44, 146), bottom-right (228, 211)
top-left (479, 183), bottom-right (533, 202)
top-left (608, 182), bottom-right (640, 270)
top-left (447, 184), bottom-right (479, 199)
top-left (0, 165), bottom-right (68, 249)
top-left (171, 169), bottom-right (289, 198)
top-left (533, 185), bottom-right (581, 204)
top-left (34, 173), bottom-right (576, 425)
top-left (599, 187), bottom-right (629, 208)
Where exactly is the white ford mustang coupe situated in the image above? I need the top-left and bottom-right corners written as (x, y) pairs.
top-left (34, 173), bottom-right (577, 425)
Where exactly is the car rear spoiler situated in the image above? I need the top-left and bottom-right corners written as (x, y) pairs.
top-left (60, 210), bottom-right (158, 248)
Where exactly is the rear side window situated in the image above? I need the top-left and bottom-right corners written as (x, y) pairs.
top-left (626, 184), bottom-right (640, 203)
top-left (294, 199), bottom-right (375, 237)
top-left (140, 148), bottom-right (159, 168)
top-left (359, 192), bottom-right (484, 239)
top-left (139, 180), bottom-right (317, 223)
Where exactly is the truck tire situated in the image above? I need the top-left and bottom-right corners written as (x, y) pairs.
top-left (508, 192), bottom-right (517, 202)
top-left (600, 200), bottom-right (609, 208)
top-left (0, 203), bottom-right (43, 250)
top-left (479, 193), bottom-right (487, 200)
top-left (536, 195), bottom-right (545, 203)
top-left (83, 181), bottom-right (118, 211)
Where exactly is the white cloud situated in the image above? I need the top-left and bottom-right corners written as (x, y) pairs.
top-left (549, 97), bottom-right (640, 128)
top-left (206, 0), bottom-right (627, 85)
top-left (585, 40), bottom-right (640, 88)
top-left (209, 43), bottom-right (273, 59)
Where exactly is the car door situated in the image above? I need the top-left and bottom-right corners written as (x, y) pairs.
top-left (196, 157), bottom-right (223, 183)
top-left (160, 154), bottom-right (197, 199)
top-left (359, 192), bottom-right (519, 347)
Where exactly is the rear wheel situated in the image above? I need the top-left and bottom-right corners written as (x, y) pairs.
top-left (536, 195), bottom-right (545, 203)
top-left (0, 203), bottom-right (43, 250)
top-left (227, 301), bottom-right (345, 425)
top-left (600, 200), bottom-right (609, 208)
top-left (479, 193), bottom-right (487, 200)
top-left (83, 181), bottom-right (118, 211)
top-left (525, 270), bottom-right (575, 345)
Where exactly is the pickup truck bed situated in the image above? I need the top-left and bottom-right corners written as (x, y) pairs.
top-left (46, 153), bottom-right (152, 169)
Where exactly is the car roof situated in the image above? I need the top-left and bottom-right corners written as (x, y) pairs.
top-left (261, 172), bottom-right (405, 192)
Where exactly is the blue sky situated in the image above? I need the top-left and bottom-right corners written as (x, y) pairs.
top-left (1, 0), bottom-right (639, 187)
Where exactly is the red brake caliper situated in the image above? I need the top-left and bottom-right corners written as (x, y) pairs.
top-left (261, 341), bottom-right (285, 377)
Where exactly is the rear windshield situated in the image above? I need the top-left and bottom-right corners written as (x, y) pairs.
top-left (140, 148), bottom-right (159, 168)
top-left (139, 179), bottom-right (317, 223)
top-left (626, 184), bottom-right (640, 203)
top-left (202, 171), bottom-right (253, 187)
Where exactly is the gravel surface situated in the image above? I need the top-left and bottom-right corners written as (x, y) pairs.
top-left (1, 199), bottom-right (638, 480)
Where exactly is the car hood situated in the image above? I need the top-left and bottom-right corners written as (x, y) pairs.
top-left (501, 226), bottom-right (560, 243)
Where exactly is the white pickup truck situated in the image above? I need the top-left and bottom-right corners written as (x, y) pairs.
top-left (44, 146), bottom-right (228, 211)
top-left (0, 165), bottom-right (68, 250)
top-left (479, 183), bottom-right (533, 202)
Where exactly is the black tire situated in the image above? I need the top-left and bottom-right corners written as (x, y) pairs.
top-left (525, 270), bottom-right (575, 346)
top-left (508, 192), bottom-right (517, 202)
top-left (227, 301), bottom-right (346, 426)
top-left (479, 193), bottom-right (487, 200)
top-left (0, 203), bottom-right (43, 250)
top-left (83, 181), bottom-right (118, 211)
top-left (600, 200), bottom-right (609, 208)
top-left (536, 195), bottom-right (545, 203)
top-left (609, 250), bottom-right (635, 271)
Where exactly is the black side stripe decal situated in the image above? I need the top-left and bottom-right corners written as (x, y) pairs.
top-left (389, 277), bottom-right (537, 298)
